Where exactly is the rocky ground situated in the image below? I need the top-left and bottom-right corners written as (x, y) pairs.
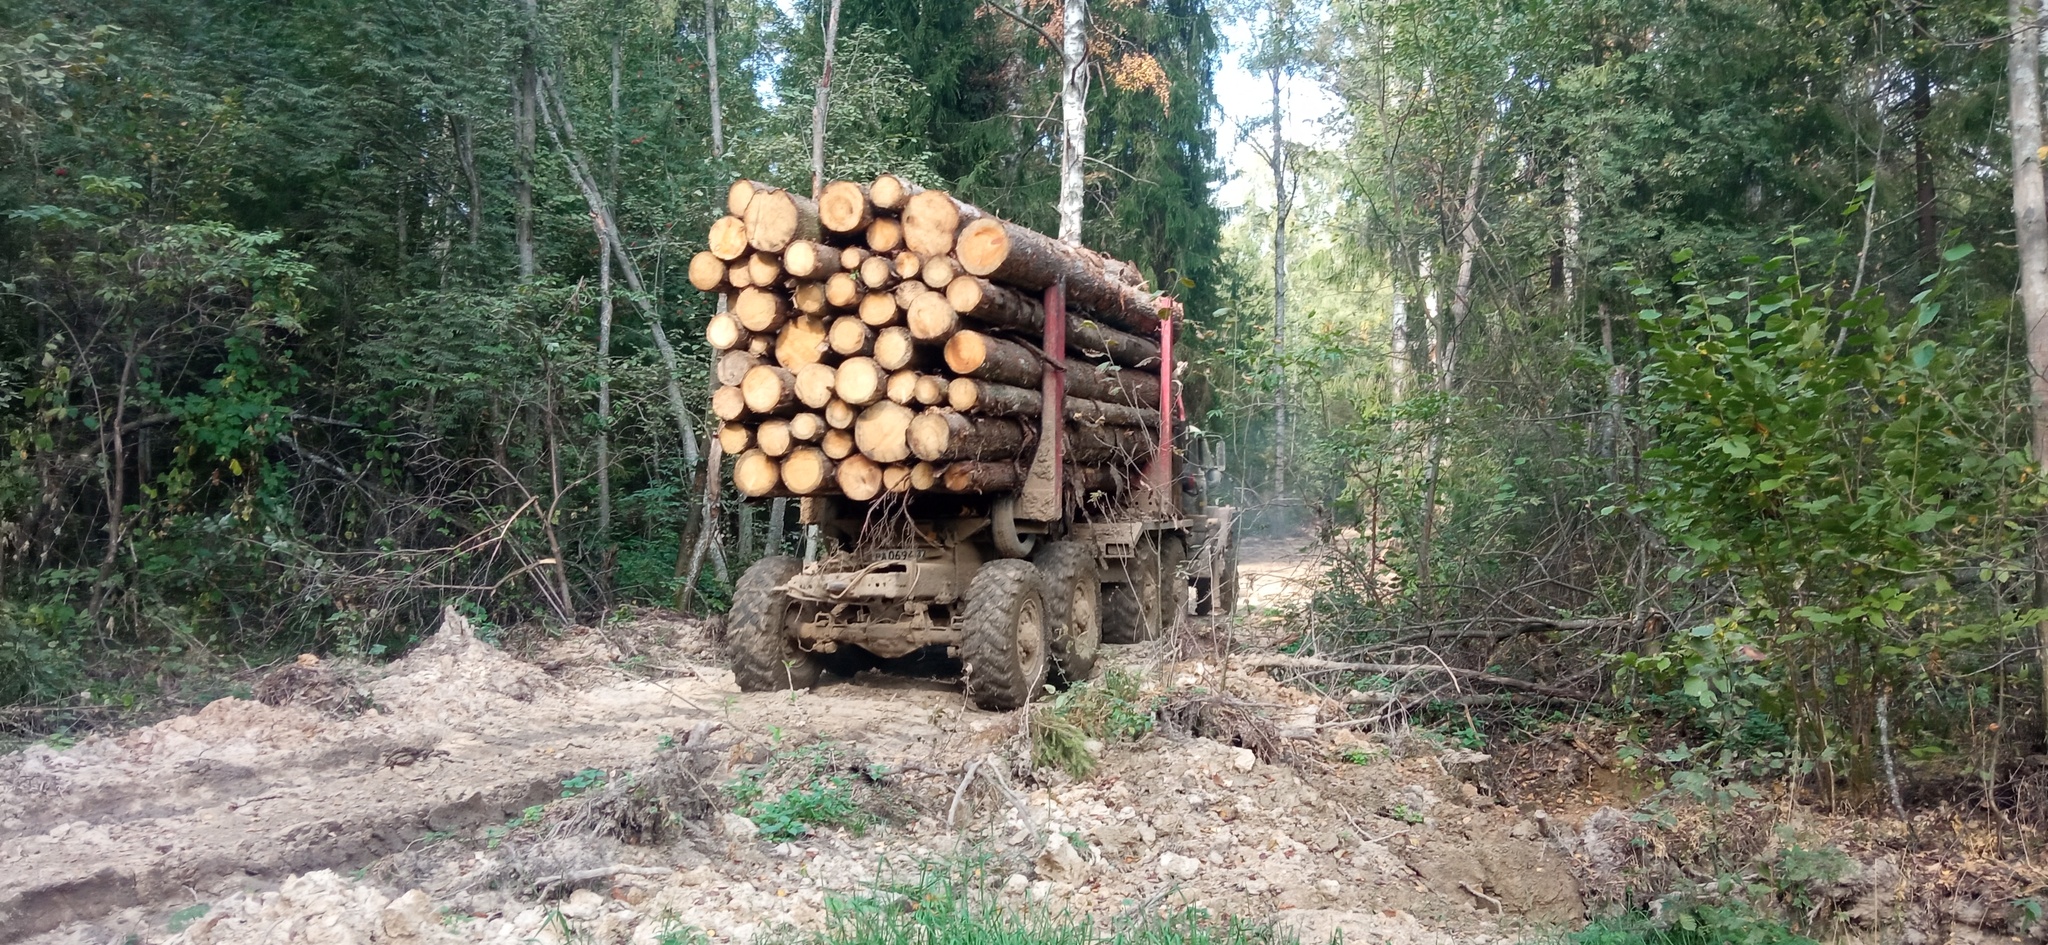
top-left (3, 531), bottom-right (2026, 945)
top-left (0, 532), bottom-right (1603, 945)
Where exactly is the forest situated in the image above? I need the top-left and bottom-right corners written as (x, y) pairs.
top-left (6, 0), bottom-right (2048, 941)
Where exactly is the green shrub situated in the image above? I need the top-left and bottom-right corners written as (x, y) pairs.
top-left (1032, 670), bottom-right (1156, 779)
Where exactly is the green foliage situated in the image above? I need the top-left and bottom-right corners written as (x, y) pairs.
top-left (1632, 242), bottom-right (2038, 781)
top-left (725, 741), bottom-right (873, 841)
top-left (768, 862), bottom-right (1279, 945)
top-left (1568, 906), bottom-right (1817, 945)
top-left (561, 768), bottom-right (609, 797)
top-left (165, 903), bottom-right (211, 933)
top-left (1031, 670), bottom-right (1156, 779)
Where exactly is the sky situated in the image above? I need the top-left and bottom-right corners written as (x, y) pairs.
top-left (1210, 9), bottom-right (1341, 211)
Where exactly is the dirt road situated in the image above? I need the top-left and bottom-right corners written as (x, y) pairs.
top-left (3, 583), bottom-right (1585, 945)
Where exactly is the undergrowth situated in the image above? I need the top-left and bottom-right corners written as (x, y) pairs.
top-left (1032, 670), bottom-right (1156, 779)
top-left (1566, 905), bottom-right (1817, 945)
top-left (725, 740), bottom-right (878, 841)
top-left (764, 862), bottom-right (1281, 945)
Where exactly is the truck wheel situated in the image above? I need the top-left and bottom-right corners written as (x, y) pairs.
top-left (1159, 534), bottom-right (1189, 626)
top-left (960, 559), bottom-right (1051, 711)
top-left (1197, 539), bottom-right (1239, 616)
top-left (1033, 541), bottom-right (1100, 685)
top-left (727, 556), bottom-right (822, 692)
top-left (1101, 536), bottom-right (1162, 644)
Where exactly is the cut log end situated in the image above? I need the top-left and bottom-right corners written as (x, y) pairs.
top-left (717, 422), bottom-right (752, 456)
top-left (868, 173), bottom-right (922, 211)
top-left (727, 180), bottom-right (766, 218)
top-left (757, 419), bottom-right (794, 457)
top-left (903, 190), bottom-right (963, 257)
top-left (866, 217), bottom-right (904, 254)
top-left (906, 292), bottom-right (960, 341)
top-left (854, 400), bottom-right (916, 464)
top-left (794, 362), bottom-right (838, 409)
top-left (818, 180), bottom-right (873, 234)
top-left (734, 449), bottom-right (781, 497)
top-left (837, 453), bottom-right (884, 501)
top-left (782, 447), bottom-right (836, 495)
top-left (741, 364), bottom-right (798, 414)
top-left (689, 251), bottom-right (728, 291)
top-left (708, 216), bottom-right (751, 261)
top-left (834, 357), bottom-right (887, 406)
top-left (706, 314), bottom-right (750, 352)
top-left (743, 188), bottom-right (820, 253)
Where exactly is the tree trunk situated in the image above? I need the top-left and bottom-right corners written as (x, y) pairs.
top-left (2009, 0), bottom-right (2048, 749)
top-left (1270, 59), bottom-right (1290, 500)
top-left (1059, 0), bottom-right (1089, 244)
top-left (1415, 137), bottom-right (1488, 594)
top-left (944, 461), bottom-right (1024, 493)
top-left (706, 0), bottom-right (724, 155)
top-left (514, 0), bottom-right (539, 282)
top-left (810, 0), bottom-right (843, 198)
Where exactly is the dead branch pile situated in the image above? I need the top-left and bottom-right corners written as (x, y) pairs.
top-left (694, 176), bottom-right (1167, 501)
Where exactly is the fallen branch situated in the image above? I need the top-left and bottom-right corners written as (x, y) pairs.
top-left (1239, 654), bottom-right (1600, 703)
top-left (1385, 615), bottom-right (1640, 646)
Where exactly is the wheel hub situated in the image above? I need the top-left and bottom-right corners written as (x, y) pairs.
top-left (1016, 596), bottom-right (1046, 674)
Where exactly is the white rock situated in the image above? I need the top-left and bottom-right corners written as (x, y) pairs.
top-left (1005, 873), bottom-right (1030, 893)
top-left (1316, 878), bottom-right (1342, 901)
top-left (561, 888), bottom-right (605, 920)
top-left (1232, 748), bottom-right (1257, 772)
top-left (1036, 833), bottom-right (1090, 884)
top-left (1158, 852), bottom-right (1202, 880)
top-left (381, 889), bottom-right (437, 939)
top-left (721, 813), bottom-right (760, 839)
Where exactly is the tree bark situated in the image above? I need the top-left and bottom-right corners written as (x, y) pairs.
top-left (1059, 0), bottom-right (1089, 244)
top-left (1415, 134), bottom-right (1488, 594)
top-left (954, 218), bottom-right (1159, 333)
top-left (705, 0), bottom-right (724, 156)
top-left (2009, 0), bottom-right (2048, 749)
top-left (514, 0), bottom-right (539, 282)
top-left (810, 0), bottom-right (843, 198)
top-left (909, 409), bottom-right (1032, 462)
top-left (1269, 55), bottom-right (1290, 500)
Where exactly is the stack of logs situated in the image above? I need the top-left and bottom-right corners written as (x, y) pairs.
top-left (693, 175), bottom-right (1166, 502)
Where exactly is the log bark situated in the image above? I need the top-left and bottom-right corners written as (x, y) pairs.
top-left (942, 327), bottom-right (1171, 405)
top-left (835, 356), bottom-right (887, 405)
top-left (909, 409), bottom-right (1029, 462)
top-left (942, 461), bottom-right (1023, 493)
top-left (734, 449), bottom-right (781, 497)
top-left (821, 427), bottom-right (855, 459)
top-left (858, 293), bottom-right (898, 327)
top-left (689, 251), bottom-right (729, 291)
top-left (1066, 423), bottom-right (1152, 465)
top-left (705, 314), bottom-right (750, 351)
top-left (784, 239), bottom-right (842, 279)
top-left (948, 379), bottom-right (1159, 426)
top-left (727, 179), bottom-right (767, 217)
top-left (922, 254), bottom-right (957, 289)
top-left (824, 399), bottom-right (856, 430)
top-left (733, 287), bottom-right (788, 333)
top-left (716, 349), bottom-right (761, 387)
top-left (858, 254), bottom-right (896, 289)
top-left (873, 326), bottom-right (927, 371)
top-left (837, 452), bottom-right (884, 500)
top-left (781, 446), bottom-right (836, 495)
top-left (757, 418), bottom-right (794, 457)
top-left (903, 190), bottom-right (983, 257)
top-left (743, 187), bottom-right (820, 252)
top-left (826, 272), bottom-right (862, 309)
top-left (712, 385), bottom-right (748, 421)
top-left (955, 217), bottom-right (1159, 334)
top-left (946, 274), bottom-right (1163, 366)
top-left (740, 364), bottom-right (799, 414)
top-left (794, 362), bottom-right (838, 409)
top-left (943, 329), bottom-right (1044, 388)
top-left (708, 215), bottom-right (750, 260)
top-left (746, 252), bottom-right (781, 287)
top-left (773, 314), bottom-right (831, 370)
top-left (854, 400), bottom-right (916, 463)
top-left (866, 217), bottom-right (904, 253)
top-left (818, 180), bottom-right (872, 234)
top-left (828, 317), bottom-right (873, 356)
top-left (718, 422), bottom-right (752, 456)
top-left (788, 412), bottom-right (826, 442)
top-left (869, 173), bottom-right (922, 211)
top-left (892, 280), bottom-right (928, 308)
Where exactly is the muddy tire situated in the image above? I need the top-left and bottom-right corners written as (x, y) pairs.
top-left (728, 556), bottom-right (822, 692)
top-left (960, 559), bottom-right (1051, 711)
top-left (1197, 537), bottom-right (1239, 616)
top-left (1159, 533), bottom-right (1188, 627)
top-left (1101, 536), bottom-right (1161, 644)
top-left (1033, 541), bottom-right (1100, 685)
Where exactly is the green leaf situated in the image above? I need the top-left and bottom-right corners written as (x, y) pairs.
top-left (1942, 243), bottom-right (1975, 262)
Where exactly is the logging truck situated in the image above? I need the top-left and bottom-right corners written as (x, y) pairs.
top-left (701, 175), bottom-right (1239, 710)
